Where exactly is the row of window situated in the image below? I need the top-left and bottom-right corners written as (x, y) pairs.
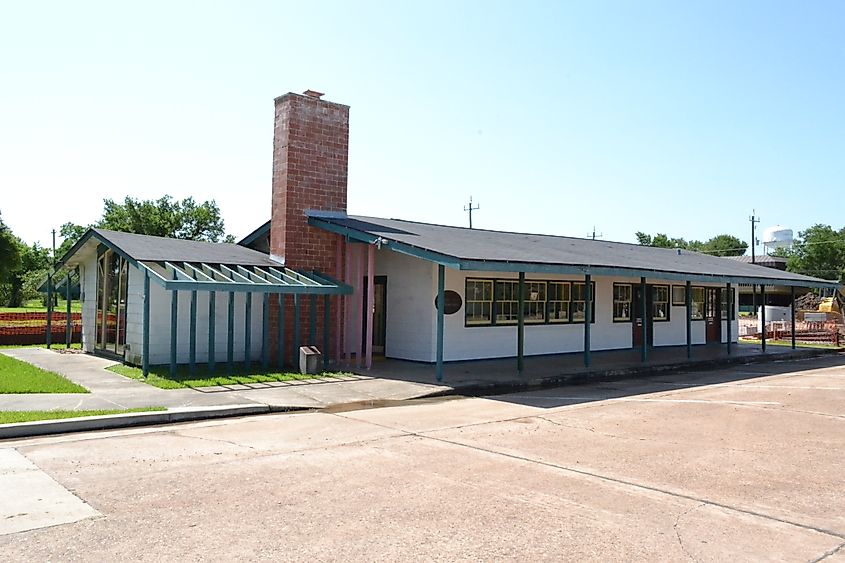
top-left (465, 279), bottom-right (735, 327)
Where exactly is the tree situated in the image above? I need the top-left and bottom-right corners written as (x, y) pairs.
top-left (4, 240), bottom-right (50, 307)
top-left (0, 211), bottom-right (20, 284)
top-left (99, 195), bottom-right (229, 242)
top-left (700, 234), bottom-right (747, 257)
top-left (56, 222), bottom-right (88, 258)
top-left (782, 224), bottom-right (845, 282)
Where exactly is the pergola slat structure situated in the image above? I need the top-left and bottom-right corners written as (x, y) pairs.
top-left (137, 260), bottom-right (352, 378)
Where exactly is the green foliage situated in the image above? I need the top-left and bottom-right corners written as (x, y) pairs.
top-left (98, 195), bottom-right (228, 242)
top-left (56, 222), bottom-right (88, 258)
top-left (782, 224), bottom-right (845, 282)
top-left (0, 211), bottom-right (21, 284)
top-left (109, 363), bottom-right (350, 390)
top-left (635, 231), bottom-right (746, 256)
top-left (0, 353), bottom-right (88, 393)
top-left (0, 407), bottom-right (164, 424)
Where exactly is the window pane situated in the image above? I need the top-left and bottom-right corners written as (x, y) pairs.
top-left (613, 283), bottom-right (632, 321)
top-left (465, 280), bottom-right (493, 325)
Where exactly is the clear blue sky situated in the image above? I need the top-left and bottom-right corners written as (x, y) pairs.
top-left (1, 1), bottom-right (843, 254)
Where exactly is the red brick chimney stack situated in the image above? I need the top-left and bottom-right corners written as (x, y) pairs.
top-left (270, 90), bottom-right (349, 269)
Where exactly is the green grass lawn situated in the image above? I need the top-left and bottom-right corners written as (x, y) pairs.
top-left (0, 407), bottom-right (165, 424)
top-left (0, 353), bottom-right (88, 393)
top-left (109, 363), bottom-right (352, 390)
top-left (0, 299), bottom-right (81, 313)
top-left (739, 338), bottom-right (843, 350)
top-left (0, 343), bottom-right (83, 350)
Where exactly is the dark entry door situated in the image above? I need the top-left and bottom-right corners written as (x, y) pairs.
top-left (705, 287), bottom-right (721, 343)
top-left (362, 276), bottom-right (387, 355)
top-left (632, 285), bottom-right (654, 348)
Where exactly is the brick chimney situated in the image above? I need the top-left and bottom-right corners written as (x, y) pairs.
top-left (270, 90), bottom-right (349, 269)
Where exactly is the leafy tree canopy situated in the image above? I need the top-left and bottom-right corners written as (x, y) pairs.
top-left (99, 195), bottom-right (229, 242)
top-left (0, 211), bottom-right (21, 284)
top-left (635, 232), bottom-right (746, 256)
top-left (779, 224), bottom-right (845, 282)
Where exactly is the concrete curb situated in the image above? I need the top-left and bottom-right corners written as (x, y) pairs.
top-left (0, 404), bottom-right (272, 440)
top-left (421, 347), bottom-right (845, 399)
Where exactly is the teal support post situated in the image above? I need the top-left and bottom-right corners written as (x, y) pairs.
top-left (142, 270), bottom-right (150, 378)
top-left (725, 283), bottom-right (732, 355)
top-left (208, 291), bottom-right (216, 374)
top-left (278, 295), bottom-right (286, 368)
top-left (262, 293), bottom-right (269, 371)
top-left (584, 274), bottom-right (592, 368)
top-left (227, 291), bottom-right (235, 373)
top-left (517, 272), bottom-right (525, 374)
top-left (189, 290), bottom-right (197, 376)
top-left (309, 294), bottom-right (317, 345)
top-left (244, 293), bottom-right (252, 372)
top-left (686, 280), bottom-right (692, 359)
top-left (760, 285), bottom-right (767, 352)
top-left (170, 289), bottom-right (178, 378)
top-left (323, 294), bottom-right (330, 369)
top-left (790, 286), bottom-right (796, 350)
top-left (436, 264), bottom-right (445, 382)
top-left (65, 272), bottom-right (72, 348)
top-left (46, 276), bottom-right (52, 348)
top-left (640, 277), bottom-right (647, 362)
top-left (293, 295), bottom-right (301, 358)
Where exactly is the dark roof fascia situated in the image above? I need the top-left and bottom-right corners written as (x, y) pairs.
top-left (56, 228), bottom-right (141, 272)
top-left (308, 216), bottom-right (463, 269)
top-left (458, 260), bottom-right (838, 288)
top-left (238, 220), bottom-right (270, 247)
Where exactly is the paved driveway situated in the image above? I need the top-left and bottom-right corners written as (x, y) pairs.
top-left (1, 356), bottom-right (844, 561)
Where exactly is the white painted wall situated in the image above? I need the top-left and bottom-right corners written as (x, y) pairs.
top-left (79, 258), bottom-right (97, 354)
top-left (371, 249), bottom-right (740, 363)
top-left (374, 250), bottom-right (434, 361)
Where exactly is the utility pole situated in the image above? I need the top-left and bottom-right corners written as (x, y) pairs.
top-left (749, 211), bottom-right (760, 317)
top-left (749, 210), bottom-right (760, 264)
top-left (588, 227), bottom-right (603, 241)
top-left (463, 196), bottom-right (480, 229)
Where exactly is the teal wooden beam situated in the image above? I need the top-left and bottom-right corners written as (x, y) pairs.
top-left (142, 270), bottom-right (150, 377)
top-left (517, 272), bottom-right (525, 374)
top-left (46, 276), bottom-right (52, 348)
top-left (761, 285), bottom-right (767, 352)
top-left (309, 294), bottom-right (317, 344)
top-left (278, 295), bottom-right (286, 368)
top-left (244, 293), bottom-right (252, 372)
top-left (584, 274), bottom-right (592, 368)
top-left (227, 291), bottom-right (235, 373)
top-left (293, 295), bottom-right (301, 360)
top-left (725, 283), bottom-right (732, 355)
top-left (790, 286), bottom-right (796, 350)
top-left (262, 293), bottom-right (269, 371)
top-left (436, 264), bottom-right (445, 382)
top-left (208, 291), bottom-right (216, 374)
top-left (189, 290), bottom-right (197, 375)
top-left (170, 289), bottom-right (178, 378)
top-left (640, 277), bottom-right (647, 362)
top-left (686, 280), bottom-right (692, 359)
top-left (323, 294), bottom-right (330, 369)
top-left (65, 272), bottom-right (72, 348)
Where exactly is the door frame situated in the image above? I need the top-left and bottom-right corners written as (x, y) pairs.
top-left (632, 284), bottom-right (654, 348)
top-left (362, 275), bottom-right (388, 356)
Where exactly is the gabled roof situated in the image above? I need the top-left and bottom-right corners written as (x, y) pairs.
top-left (308, 214), bottom-right (837, 288)
top-left (56, 228), bottom-right (351, 295)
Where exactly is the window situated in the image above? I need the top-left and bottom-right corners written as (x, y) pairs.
top-left (613, 283), bottom-right (632, 321)
top-left (690, 287), bottom-right (705, 320)
top-left (571, 282), bottom-right (595, 323)
top-left (721, 288), bottom-right (736, 320)
top-left (548, 282), bottom-right (570, 323)
top-left (524, 281), bottom-right (547, 323)
top-left (672, 285), bottom-right (686, 306)
top-left (495, 280), bottom-right (519, 324)
top-left (465, 279), bottom-right (493, 325)
top-left (652, 285), bottom-right (670, 321)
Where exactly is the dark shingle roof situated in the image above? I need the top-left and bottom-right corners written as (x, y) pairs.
top-left (312, 215), bottom-right (833, 287)
top-left (91, 229), bottom-right (279, 266)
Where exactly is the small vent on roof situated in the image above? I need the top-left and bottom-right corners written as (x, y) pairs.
top-left (303, 89), bottom-right (324, 99)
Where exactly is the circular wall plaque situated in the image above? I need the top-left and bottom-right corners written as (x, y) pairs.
top-left (435, 290), bottom-right (463, 315)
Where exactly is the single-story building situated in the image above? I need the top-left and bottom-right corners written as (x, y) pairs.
top-left (52, 90), bottom-right (839, 381)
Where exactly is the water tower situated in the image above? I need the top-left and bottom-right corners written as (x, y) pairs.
top-left (762, 225), bottom-right (793, 255)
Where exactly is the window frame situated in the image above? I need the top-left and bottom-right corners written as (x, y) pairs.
top-left (570, 281), bottom-right (596, 324)
top-left (652, 284), bottom-right (670, 322)
top-left (690, 286), bottom-right (706, 321)
top-left (464, 278), bottom-right (494, 327)
top-left (463, 278), bottom-right (595, 327)
top-left (671, 285), bottom-right (687, 306)
top-left (721, 287), bottom-right (736, 320)
top-left (612, 283), bottom-right (633, 322)
top-left (547, 281), bottom-right (571, 324)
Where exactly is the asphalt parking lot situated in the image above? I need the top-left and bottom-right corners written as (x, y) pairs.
top-left (2, 355), bottom-right (844, 561)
